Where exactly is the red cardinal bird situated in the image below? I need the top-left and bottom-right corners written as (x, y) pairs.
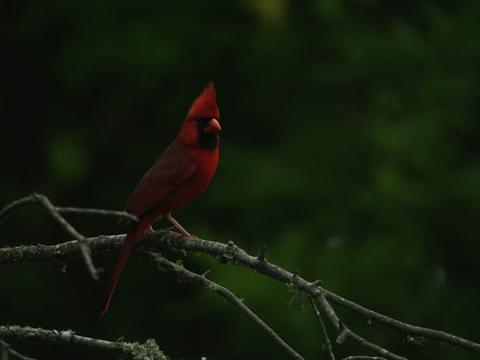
top-left (101, 82), bottom-right (221, 315)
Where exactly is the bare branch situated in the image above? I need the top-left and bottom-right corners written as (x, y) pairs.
top-left (147, 253), bottom-right (305, 360)
top-left (56, 207), bottom-right (138, 223)
top-left (0, 196), bottom-right (37, 225)
top-left (311, 295), bottom-right (405, 360)
top-left (32, 194), bottom-right (100, 281)
top-left (0, 340), bottom-right (37, 360)
top-left (1, 196), bottom-right (480, 358)
top-left (310, 297), bottom-right (335, 360)
top-left (1, 230), bottom-right (480, 356)
top-left (0, 194), bottom-right (140, 280)
top-left (0, 194), bottom-right (99, 280)
top-left (337, 324), bottom-right (405, 360)
top-left (0, 326), bottom-right (167, 360)
top-left (150, 233), bottom-right (480, 355)
top-left (0, 194), bottom-right (137, 225)
top-left (316, 293), bottom-right (341, 328)
top-left (257, 245), bottom-right (268, 262)
top-left (1, 230), bottom-right (479, 356)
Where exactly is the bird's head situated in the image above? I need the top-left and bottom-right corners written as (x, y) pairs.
top-left (177, 82), bottom-right (221, 150)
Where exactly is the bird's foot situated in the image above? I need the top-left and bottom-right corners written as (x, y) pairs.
top-left (145, 225), bottom-right (155, 234)
top-left (166, 213), bottom-right (197, 239)
top-left (173, 230), bottom-right (197, 239)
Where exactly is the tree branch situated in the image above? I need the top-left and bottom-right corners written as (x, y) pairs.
top-left (0, 326), bottom-right (167, 360)
top-left (147, 233), bottom-right (480, 355)
top-left (0, 193), bottom-right (138, 282)
top-left (312, 294), bottom-right (404, 360)
top-left (0, 194), bottom-right (102, 281)
top-left (310, 297), bottom-right (336, 360)
top-left (32, 194), bottom-right (101, 281)
top-left (336, 325), bottom-right (403, 360)
top-left (1, 196), bottom-right (480, 359)
top-left (2, 231), bottom-right (479, 357)
top-left (0, 339), bottom-right (37, 360)
top-left (0, 194), bottom-right (137, 225)
top-left (147, 253), bottom-right (305, 360)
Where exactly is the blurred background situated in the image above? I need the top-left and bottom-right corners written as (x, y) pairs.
top-left (1, 0), bottom-right (480, 359)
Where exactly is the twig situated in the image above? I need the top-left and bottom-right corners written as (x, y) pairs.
top-left (0, 194), bottom-right (99, 280)
top-left (311, 295), bottom-right (404, 360)
top-left (0, 326), bottom-right (167, 360)
top-left (310, 297), bottom-right (336, 360)
top-left (0, 194), bottom-right (140, 281)
top-left (257, 245), bottom-right (268, 262)
top-left (1, 197), bottom-right (480, 357)
top-left (0, 197), bottom-right (36, 226)
top-left (316, 293), bottom-right (340, 328)
top-left (32, 194), bottom-right (100, 281)
top-left (147, 253), bottom-right (305, 360)
top-left (0, 339), bottom-right (37, 360)
top-left (1, 230), bottom-right (479, 356)
top-left (159, 234), bottom-right (480, 355)
top-left (0, 194), bottom-right (137, 225)
top-left (337, 324), bottom-right (405, 360)
top-left (56, 207), bottom-right (138, 222)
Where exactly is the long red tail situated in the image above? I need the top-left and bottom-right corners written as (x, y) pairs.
top-left (100, 217), bottom-right (151, 316)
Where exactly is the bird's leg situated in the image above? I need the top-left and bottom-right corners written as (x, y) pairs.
top-left (165, 213), bottom-right (193, 237)
top-left (145, 215), bottom-right (162, 234)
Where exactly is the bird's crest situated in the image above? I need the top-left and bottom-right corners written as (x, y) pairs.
top-left (186, 82), bottom-right (220, 121)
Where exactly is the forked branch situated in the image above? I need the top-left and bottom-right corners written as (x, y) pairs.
top-left (1, 195), bottom-right (480, 359)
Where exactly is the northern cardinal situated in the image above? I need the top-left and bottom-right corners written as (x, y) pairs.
top-left (101, 82), bottom-right (221, 315)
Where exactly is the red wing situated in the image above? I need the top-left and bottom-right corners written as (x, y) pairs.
top-left (125, 141), bottom-right (197, 217)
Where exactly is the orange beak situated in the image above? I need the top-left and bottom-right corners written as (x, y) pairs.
top-left (205, 118), bottom-right (222, 133)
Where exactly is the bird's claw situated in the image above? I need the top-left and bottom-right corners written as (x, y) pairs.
top-left (173, 231), bottom-right (197, 239)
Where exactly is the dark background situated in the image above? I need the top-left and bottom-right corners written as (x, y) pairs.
top-left (1, 0), bottom-right (480, 359)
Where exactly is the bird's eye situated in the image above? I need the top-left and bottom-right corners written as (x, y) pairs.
top-left (196, 117), bottom-right (211, 126)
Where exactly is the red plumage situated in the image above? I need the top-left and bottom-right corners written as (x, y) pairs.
top-left (101, 82), bottom-right (221, 315)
